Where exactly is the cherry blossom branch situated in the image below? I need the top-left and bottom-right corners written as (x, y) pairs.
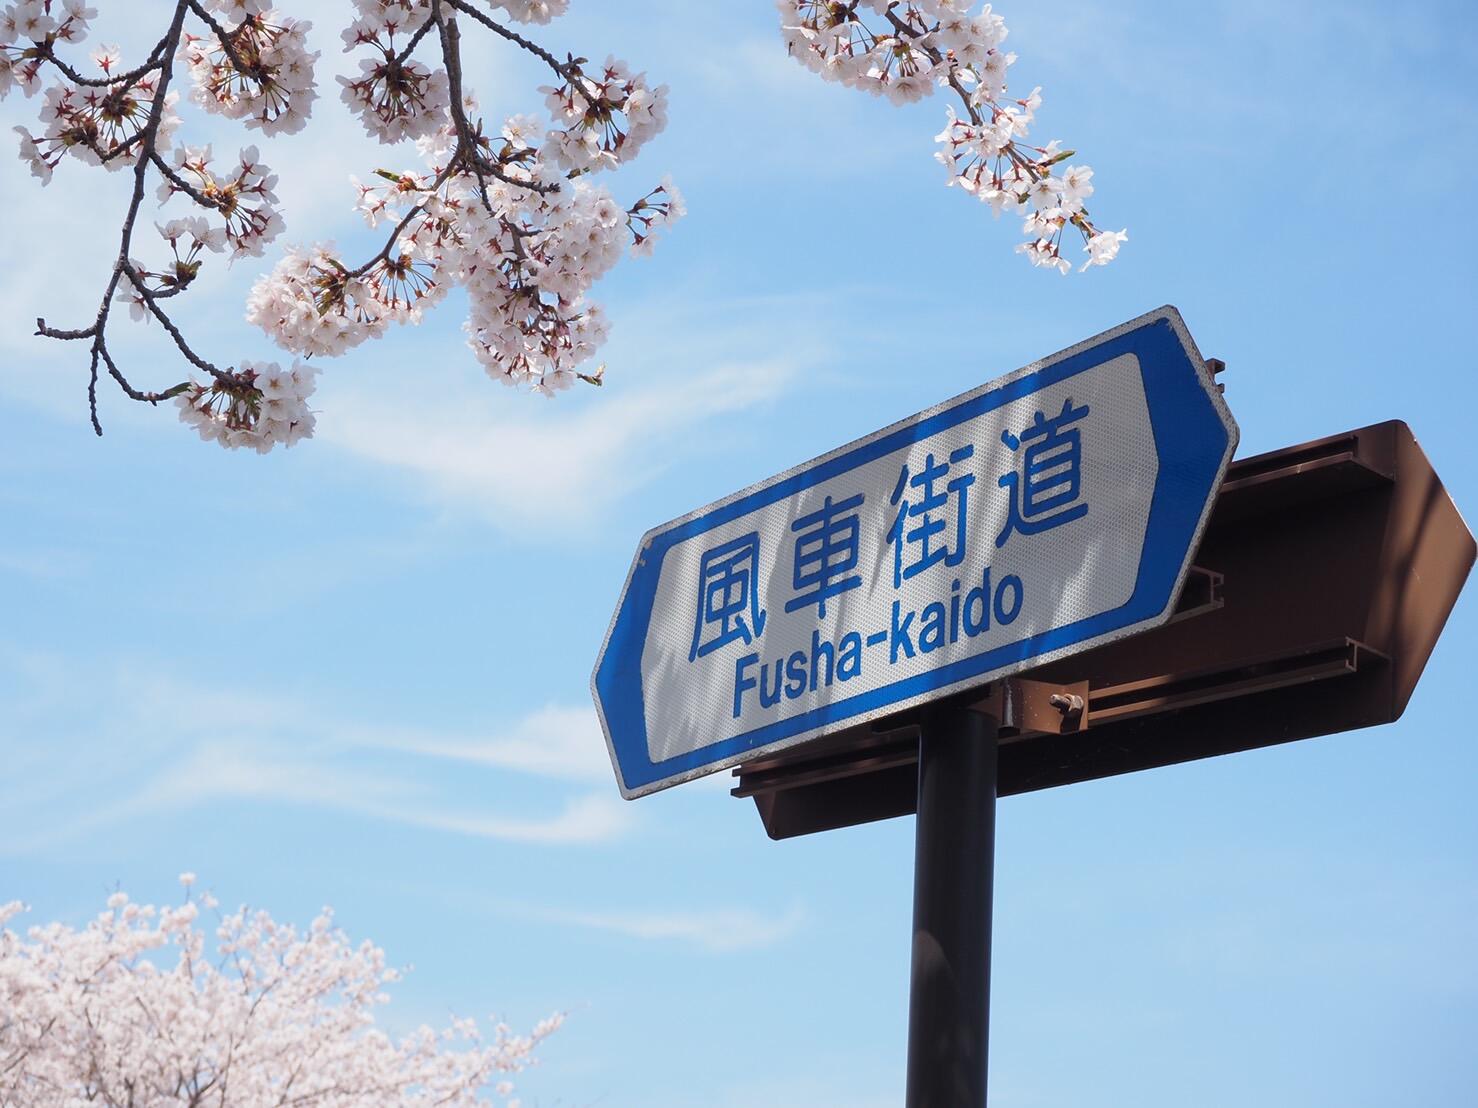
top-left (16, 0), bottom-right (320, 449)
top-left (35, 0), bottom-right (194, 434)
top-left (267, 0), bottom-right (676, 400)
top-left (147, 149), bottom-right (222, 209)
top-left (33, 38), bottom-right (167, 88)
top-left (878, 6), bottom-right (1044, 180)
top-left (181, 0), bottom-right (256, 81)
top-left (390, 13), bottom-right (437, 68)
top-left (14, 0), bottom-right (680, 450)
top-left (97, 131), bottom-right (147, 163)
top-left (778, 0), bottom-right (1127, 273)
top-left (10, 0), bottom-right (1118, 458)
top-left (119, 260), bottom-right (232, 379)
top-left (443, 0), bottom-right (581, 84)
top-left (444, 5), bottom-right (558, 208)
top-left (344, 166), bottom-right (458, 280)
top-left (99, 345), bottom-right (191, 405)
top-left (435, 2), bottom-right (495, 212)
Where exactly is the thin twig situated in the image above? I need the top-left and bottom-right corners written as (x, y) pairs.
top-left (391, 15), bottom-right (437, 66)
top-left (183, 0), bottom-right (260, 79)
top-left (121, 262), bottom-right (231, 381)
top-left (35, 1), bottom-right (202, 434)
top-left (431, 1), bottom-right (496, 214)
top-left (345, 162), bottom-right (459, 278)
top-left (36, 0), bottom-right (592, 435)
top-left (149, 150), bottom-right (224, 209)
top-left (100, 344), bottom-right (189, 404)
top-left (443, 0), bottom-right (579, 83)
top-left (36, 40), bottom-right (167, 89)
top-left (98, 131), bottom-right (147, 164)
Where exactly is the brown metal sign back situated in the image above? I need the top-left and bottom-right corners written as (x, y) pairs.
top-left (734, 421), bottom-right (1475, 839)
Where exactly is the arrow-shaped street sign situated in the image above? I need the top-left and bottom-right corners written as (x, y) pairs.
top-left (593, 306), bottom-right (1239, 798)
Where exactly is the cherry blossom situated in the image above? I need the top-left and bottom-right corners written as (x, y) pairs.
top-left (627, 175), bottom-right (684, 258)
top-left (541, 55), bottom-right (669, 174)
top-left (339, 0), bottom-right (448, 143)
top-left (778, 0), bottom-right (1124, 274)
top-left (174, 357), bottom-right (317, 451)
top-left (24, 0), bottom-right (681, 448)
top-left (20, 0), bottom-right (1113, 453)
top-left (178, 6), bottom-right (318, 136)
top-left (1082, 226), bottom-right (1128, 270)
top-left (12, 74), bottom-right (179, 176)
top-left (0, 878), bottom-right (559, 1105)
top-left (247, 241), bottom-right (393, 357)
top-left (497, 0), bottom-right (569, 23)
top-left (157, 143), bottom-right (285, 257)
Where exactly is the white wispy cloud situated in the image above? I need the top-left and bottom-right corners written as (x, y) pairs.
top-left (0, 645), bottom-right (632, 854)
top-left (0, 547), bottom-right (90, 579)
top-left (511, 901), bottom-right (807, 953)
top-left (363, 703), bottom-right (614, 783)
top-left (377, 793), bottom-right (633, 845)
top-left (318, 355), bottom-right (798, 529)
top-left (133, 744), bottom-right (635, 846)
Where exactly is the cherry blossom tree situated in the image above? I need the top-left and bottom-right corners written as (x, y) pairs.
top-left (0, 877), bottom-right (561, 1107)
top-left (2, 0), bottom-right (1121, 452)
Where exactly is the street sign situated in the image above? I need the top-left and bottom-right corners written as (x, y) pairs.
top-left (735, 419), bottom-right (1478, 840)
top-left (592, 305), bottom-right (1238, 798)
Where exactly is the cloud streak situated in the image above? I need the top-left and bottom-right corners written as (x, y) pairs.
top-left (511, 901), bottom-right (807, 953)
top-left (318, 356), bottom-right (798, 529)
top-left (133, 744), bottom-right (635, 846)
top-left (362, 703), bottom-right (615, 783)
top-left (0, 646), bottom-right (632, 854)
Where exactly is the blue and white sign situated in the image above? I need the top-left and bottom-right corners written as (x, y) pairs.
top-left (592, 306), bottom-right (1238, 798)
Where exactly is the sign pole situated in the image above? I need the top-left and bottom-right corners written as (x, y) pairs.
top-left (906, 698), bottom-right (998, 1108)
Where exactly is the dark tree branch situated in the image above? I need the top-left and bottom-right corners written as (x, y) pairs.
top-left (391, 15), bottom-right (437, 66)
top-left (97, 132), bottom-right (147, 164)
top-left (345, 161), bottom-right (459, 279)
top-left (149, 150), bottom-right (224, 209)
top-left (443, 0), bottom-right (580, 84)
top-left (183, 0), bottom-right (259, 79)
top-left (34, 0), bottom-right (200, 435)
top-left (34, 0), bottom-right (594, 439)
top-left (36, 38), bottom-right (168, 88)
top-left (431, 1), bottom-right (497, 214)
top-left (100, 343), bottom-right (190, 404)
top-left (120, 262), bottom-right (231, 381)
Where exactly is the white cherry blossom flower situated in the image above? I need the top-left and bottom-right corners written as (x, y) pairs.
top-left (175, 359), bottom-right (316, 450)
top-left (88, 42), bottom-right (119, 74)
top-left (1081, 227), bottom-right (1127, 270)
top-left (179, 7), bottom-right (319, 136)
top-left (497, 0), bottom-right (569, 24)
top-left (12, 123), bottom-right (51, 181)
top-left (1059, 164), bottom-right (1094, 207)
top-left (247, 242), bottom-right (389, 357)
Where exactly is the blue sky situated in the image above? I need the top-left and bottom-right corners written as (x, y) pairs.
top-left (2, 1), bottom-right (1476, 1105)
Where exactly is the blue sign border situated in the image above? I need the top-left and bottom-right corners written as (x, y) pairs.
top-left (593, 307), bottom-right (1237, 798)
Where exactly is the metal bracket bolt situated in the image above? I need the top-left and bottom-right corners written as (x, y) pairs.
top-left (1048, 692), bottom-right (1085, 718)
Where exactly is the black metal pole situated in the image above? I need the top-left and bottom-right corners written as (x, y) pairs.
top-left (905, 700), bottom-right (999, 1108)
